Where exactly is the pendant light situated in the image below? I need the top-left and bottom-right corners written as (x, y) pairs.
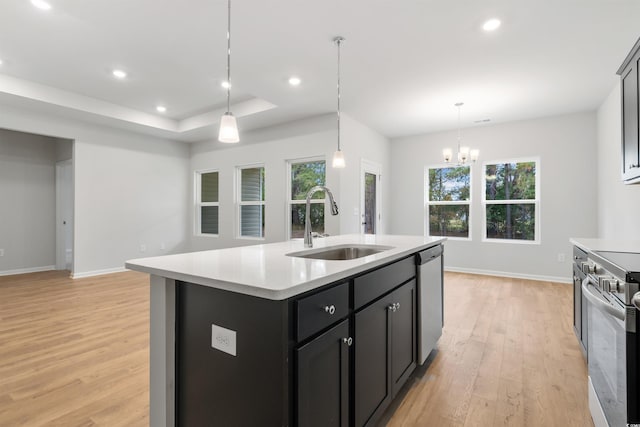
top-left (442, 102), bottom-right (479, 164)
top-left (332, 36), bottom-right (346, 169)
top-left (218, 0), bottom-right (239, 143)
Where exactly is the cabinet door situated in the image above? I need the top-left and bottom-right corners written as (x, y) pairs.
top-left (621, 54), bottom-right (640, 182)
top-left (354, 294), bottom-right (393, 427)
top-left (296, 319), bottom-right (350, 427)
top-left (390, 280), bottom-right (416, 396)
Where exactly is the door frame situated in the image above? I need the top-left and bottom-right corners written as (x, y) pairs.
top-left (360, 159), bottom-right (382, 235)
top-left (55, 159), bottom-right (74, 271)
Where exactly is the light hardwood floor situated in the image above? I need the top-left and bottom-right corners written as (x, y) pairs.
top-left (0, 270), bottom-right (592, 426)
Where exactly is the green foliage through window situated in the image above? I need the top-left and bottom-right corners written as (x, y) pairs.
top-left (290, 160), bottom-right (326, 238)
top-left (427, 166), bottom-right (470, 238)
top-left (484, 161), bottom-right (537, 241)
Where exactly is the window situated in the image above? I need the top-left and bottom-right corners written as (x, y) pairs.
top-left (238, 165), bottom-right (265, 238)
top-left (196, 170), bottom-right (219, 235)
top-left (288, 158), bottom-right (326, 239)
top-left (426, 165), bottom-right (471, 239)
top-left (483, 159), bottom-right (539, 242)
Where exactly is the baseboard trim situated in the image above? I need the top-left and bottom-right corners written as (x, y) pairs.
top-left (71, 267), bottom-right (128, 279)
top-left (0, 265), bottom-right (56, 276)
top-left (444, 266), bottom-right (572, 284)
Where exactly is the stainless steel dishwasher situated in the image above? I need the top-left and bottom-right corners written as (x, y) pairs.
top-left (416, 245), bottom-right (444, 365)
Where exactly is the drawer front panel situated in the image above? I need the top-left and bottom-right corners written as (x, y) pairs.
top-left (354, 256), bottom-right (415, 310)
top-left (296, 282), bottom-right (349, 342)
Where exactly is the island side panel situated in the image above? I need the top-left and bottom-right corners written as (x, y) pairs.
top-left (175, 281), bottom-right (291, 426)
top-left (149, 275), bottom-right (176, 427)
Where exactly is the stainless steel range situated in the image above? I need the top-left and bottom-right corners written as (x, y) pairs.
top-left (581, 250), bottom-right (640, 427)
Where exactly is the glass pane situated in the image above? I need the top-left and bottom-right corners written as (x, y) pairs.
top-left (364, 172), bottom-right (376, 234)
top-left (240, 205), bottom-right (265, 238)
top-left (201, 172), bottom-right (219, 203)
top-left (201, 206), bottom-right (219, 234)
top-left (241, 167), bottom-right (265, 202)
top-left (428, 166), bottom-right (470, 201)
top-left (291, 203), bottom-right (325, 239)
top-left (291, 161), bottom-right (326, 200)
top-left (428, 205), bottom-right (469, 238)
top-left (485, 162), bottom-right (536, 201)
top-left (486, 204), bottom-right (536, 240)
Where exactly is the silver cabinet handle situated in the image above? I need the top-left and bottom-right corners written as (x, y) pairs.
top-left (396, 302), bottom-right (400, 311)
top-left (343, 337), bottom-right (353, 346)
top-left (387, 303), bottom-right (400, 312)
top-left (324, 305), bottom-right (336, 315)
top-left (633, 292), bottom-right (640, 311)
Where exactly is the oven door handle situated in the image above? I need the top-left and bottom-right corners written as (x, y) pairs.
top-left (633, 292), bottom-right (640, 312)
top-left (581, 278), bottom-right (625, 321)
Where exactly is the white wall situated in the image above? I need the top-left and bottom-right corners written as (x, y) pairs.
top-left (189, 114), bottom-right (391, 251)
top-left (0, 129), bottom-right (57, 273)
top-left (0, 104), bottom-right (190, 277)
top-left (596, 82), bottom-right (640, 238)
top-left (390, 112), bottom-right (598, 282)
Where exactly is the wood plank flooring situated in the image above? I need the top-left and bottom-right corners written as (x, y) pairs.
top-left (0, 270), bottom-right (592, 426)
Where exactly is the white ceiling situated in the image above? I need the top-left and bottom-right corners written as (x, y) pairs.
top-left (0, 0), bottom-right (638, 142)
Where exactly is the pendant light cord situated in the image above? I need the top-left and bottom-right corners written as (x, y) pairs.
top-left (336, 37), bottom-right (342, 151)
top-left (226, 0), bottom-right (231, 113)
top-left (456, 103), bottom-right (461, 152)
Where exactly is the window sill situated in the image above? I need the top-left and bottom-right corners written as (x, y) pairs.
top-left (482, 238), bottom-right (540, 245)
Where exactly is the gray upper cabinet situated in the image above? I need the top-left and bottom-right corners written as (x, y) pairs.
top-left (618, 37), bottom-right (640, 184)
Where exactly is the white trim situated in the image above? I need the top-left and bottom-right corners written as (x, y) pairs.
top-left (71, 267), bottom-right (128, 279)
top-left (588, 376), bottom-right (608, 427)
top-left (424, 164), bottom-right (472, 241)
top-left (481, 157), bottom-right (540, 244)
top-left (444, 266), bottom-right (571, 284)
top-left (0, 265), bottom-right (56, 276)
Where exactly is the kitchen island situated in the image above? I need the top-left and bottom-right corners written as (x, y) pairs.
top-left (126, 234), bottom-right (445, 427)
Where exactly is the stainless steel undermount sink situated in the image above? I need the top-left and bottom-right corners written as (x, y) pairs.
top-left (286, 244), bottom-right (394, 261)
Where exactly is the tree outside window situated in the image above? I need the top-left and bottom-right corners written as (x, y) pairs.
top-left (426, 166), bottom-right (471, 238)
top-left (289, 159), bottom-right (326, 239)
top-left (484, 160), bottom-right (538, 241)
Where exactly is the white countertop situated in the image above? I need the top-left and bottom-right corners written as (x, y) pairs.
top-left (126, 234), bottom-right (445, 300)
top-left (570, 237), bottom-right (640, 254)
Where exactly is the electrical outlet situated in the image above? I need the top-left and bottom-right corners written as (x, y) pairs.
top-left (211, 324), bottom-right (237, 356)
top-left (557, 253), bottom-right (565, 263)
top-left (0, 249), bottom-right (4, 257)
top-left (139, 244), bottom-right (146, 253)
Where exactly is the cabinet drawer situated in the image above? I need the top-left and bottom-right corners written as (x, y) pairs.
top-left (354, 256), bottom-right (415, 310)
top-left (296, 282), bottom-right (349, 342)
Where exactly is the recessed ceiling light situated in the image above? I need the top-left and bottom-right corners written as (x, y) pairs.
top-left (221, 81), bottom-right (231, 89)
top-left (288, 76), bottom-right (301, 86)
top-left (482, 18), bottom-right (501, 32)
top-left (112, 69), bottom-right (127, 79)
top-left (31, 0), bottom-right (52, 11)
top-left (156, 105), bottom-right (167, 113)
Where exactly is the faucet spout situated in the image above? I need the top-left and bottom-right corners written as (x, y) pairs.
top-left (304, 185), bottom-right (339, 248)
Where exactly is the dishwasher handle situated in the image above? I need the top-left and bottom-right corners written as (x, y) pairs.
top-left (416, 245), bottom-right (443, 265)
top-left (581, 277), bottom-right (625, 321)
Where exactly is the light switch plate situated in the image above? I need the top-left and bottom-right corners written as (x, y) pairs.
top-left (211, 324), bottom-right (237, 356)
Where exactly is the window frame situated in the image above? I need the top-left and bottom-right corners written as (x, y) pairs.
top-left (424, 164), bottom-right (473, 241)
top-left (236, 163), bottom-right (266, 240)
top-left (286, 156), bottom-right (327, 240)
top-left (194, 168), bottom-right (220, 237)
top-left (481, 157), bottom-right (541, 245)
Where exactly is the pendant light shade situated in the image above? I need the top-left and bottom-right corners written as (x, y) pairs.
top-left (332, 149), bottom-right (345, 168)
top-left (218, 112), bottom-right (239, 143)
top-left (332, 36), bottom-right (346, 169)
top-left (218, 0), bottom-right (239, 143)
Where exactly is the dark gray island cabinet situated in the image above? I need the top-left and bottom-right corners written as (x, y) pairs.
top-left (126, 235), bottom-right (444, 427)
